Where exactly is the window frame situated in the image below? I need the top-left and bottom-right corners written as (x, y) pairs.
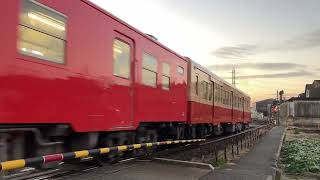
top-left (142, 52), bottom-right (158, 88)
top-left (162, 62), bottom-right (170, 90)
top-left (112, 38), bottom-right (131, 79)
top-left (17, 0), bottom-right (68, 64)
top-left (208, 82), bottom-right (213, 101)
top-left (200, 81), bottom-right (209, 100)
top-left (195, 75), bottom-right (199, 95)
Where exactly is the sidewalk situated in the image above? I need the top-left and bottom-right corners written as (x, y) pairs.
top-left (200, 126), bottom-right (285, 180)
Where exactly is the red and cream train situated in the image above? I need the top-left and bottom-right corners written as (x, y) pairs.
top-left (0, 0), bottom-right (250, 161)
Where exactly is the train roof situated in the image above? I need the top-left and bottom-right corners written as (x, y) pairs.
top-left (191, 60), bottom-right (250, 98)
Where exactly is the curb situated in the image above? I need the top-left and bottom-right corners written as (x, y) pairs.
top-left (271, 127), bottom-right (287, 180)
top-left (153, 158), bottom-right (215, 171)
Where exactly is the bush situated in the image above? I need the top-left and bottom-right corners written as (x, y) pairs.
top-left (282, 139), bottom-right (320, 174)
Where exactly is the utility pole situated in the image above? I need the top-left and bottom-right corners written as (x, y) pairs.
top-left (232, 68), bottom-right (236, 87)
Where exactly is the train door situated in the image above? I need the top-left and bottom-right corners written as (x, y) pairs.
top-left (242, 97), bottom-right (245, 120)
top-left (231, 91), bottom-right (234, 122)
top-left (109, 31), bottom-right (135, 129)
top-left (211, 81), bottom-right (215, 122)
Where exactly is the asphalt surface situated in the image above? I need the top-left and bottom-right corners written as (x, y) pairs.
top-left (200, 126), bottom-right (285, 180)
top-left (67, 160), bottom-right (212, 180)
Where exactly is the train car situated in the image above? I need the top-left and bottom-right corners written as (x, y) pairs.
top-left (0, 0), bottom-right (250, 162)
top-left (187, 61), bottom-right (251, 137)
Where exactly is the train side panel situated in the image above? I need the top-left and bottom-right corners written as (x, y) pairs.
top-left (0, 0), bottom-right (188, 132)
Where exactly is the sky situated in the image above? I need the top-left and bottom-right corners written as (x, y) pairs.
top-left (90, 0), bottom-right (320, 103)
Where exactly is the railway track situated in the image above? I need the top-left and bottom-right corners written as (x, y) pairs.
top-left (2, 124), bottom-right (273, 180)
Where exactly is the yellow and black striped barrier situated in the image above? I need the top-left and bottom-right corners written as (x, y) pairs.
top-left (0, 139), bottom-right (205, 171)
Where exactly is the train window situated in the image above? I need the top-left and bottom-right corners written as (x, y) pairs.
top-left (177, 66), bottom-right (184, 75)
top-left (219, 90), bottom-right (221, 104)
top-left (221, 89), bottom-right (224, 104)
top-left (235, 97), bottom-right (239, 107)
top-left (162, 76), bottom-right (170, 90)
top-left (163, 63), bottom-right (170, 76)
top-left (208, 83), bottom-right (213, 101)
top-left (18, 0), bottom-right (67, 64)
top-left (222, 89), bottom-right (225, 104)
top-left (242, 99), bottom-right (244, 109)
top-left (224, 91), bottom-right (227, 105)
top-left (113, 40), bottom-right (131, 78)
top-left (213, 85), bottom-right (218, 102)
top-left (195, 76), bottom-right (199, 95)
top-left (142, 53), bottom-right (158, 87)
top-left (226, 92), bottom-right (229, 105)
top-left (216, 87), bottom-right (219, 103)
top-left (162, 63), bottom-right (170, 90)
top-left (245, 100), bottom-right (247, 109)
top-left (220, 88), bottom-right (223, 104)
top-left (236, 97), bottom-right (238, 108)
top-left (219, 88), bottom-right (222, 103)
top-left (201, 81), bottom-right (209, 100)
top-left (226, 92), bottom-right (228, 105)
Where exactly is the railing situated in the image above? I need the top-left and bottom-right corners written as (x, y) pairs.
top-left (158, 124), bottom-right (274, 164)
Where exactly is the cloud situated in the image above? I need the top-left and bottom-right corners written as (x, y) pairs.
top-left (213, 29), bottom-right (320, 59)
top-left (213, 44), bottom-right (258, 59)
top-left (223, 70), bottom-right (314, 80)
top-left (206, 62), bottom-right (305, 71)
top-left (283, 29), bottom-right (320, 50)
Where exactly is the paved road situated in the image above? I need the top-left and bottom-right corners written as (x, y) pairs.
top-left (68, 160), bottom-right (212, 180)
top-left (200, 126), bottom-right (285, 180)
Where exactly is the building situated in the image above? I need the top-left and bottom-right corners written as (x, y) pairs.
top-left (298, 93), bottom-right (305, 98)
top-left (256, 98), bottom-right (276, 117)
top-left (305, 80), bottom-right (320, 98)
top-left (281, 97), bottom-right (320, 118)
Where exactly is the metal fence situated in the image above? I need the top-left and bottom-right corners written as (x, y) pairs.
top-left (159, 124), bottom-right (274, 164)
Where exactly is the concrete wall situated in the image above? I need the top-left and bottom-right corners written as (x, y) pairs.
top-left (280, 100), bottom-right (320, 128)
top-left (295, 101), bottom-right (320, 117)
top-left (280, 100), bottom-right (320, 118)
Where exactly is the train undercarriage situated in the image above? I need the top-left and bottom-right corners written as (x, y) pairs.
top-left (0, 122), bottom-right (249, 162)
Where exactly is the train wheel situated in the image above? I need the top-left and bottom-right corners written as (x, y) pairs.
top-left (99, 132), bottom-right (128, 163)
top-left (213, 125), bottom-right (223, 136)
top-left (134, 128), bottom-right (158, 157)
top-left (196, 125), bottom-right (206, 139)
top-left (177, 125), bottom-right (185, 140)
top-left (235, 123), bottom-right (243, 133)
